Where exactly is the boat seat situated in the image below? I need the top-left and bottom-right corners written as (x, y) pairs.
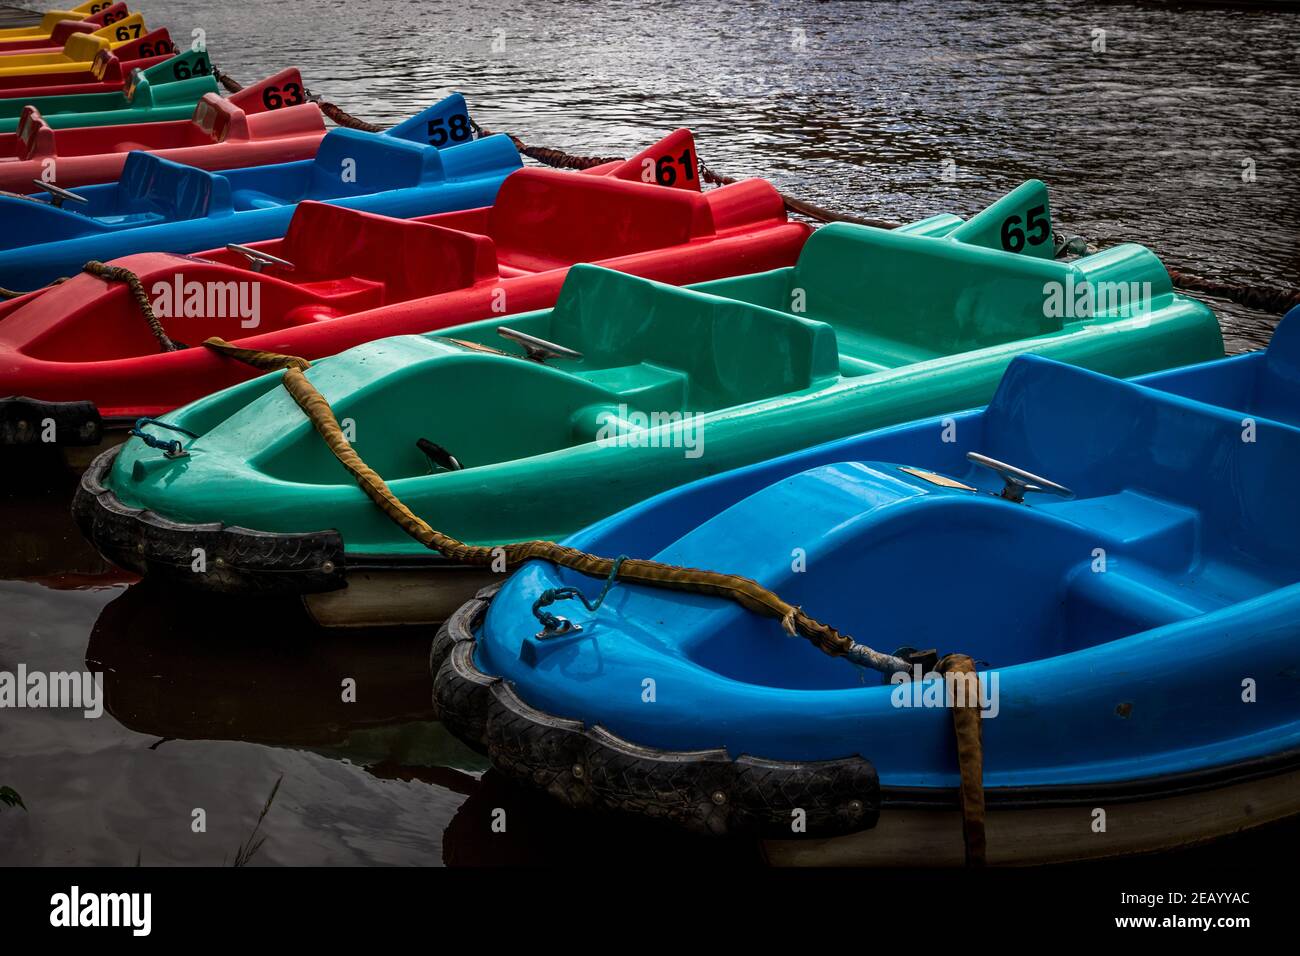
top-left (792, 223), bottom-right (1066, 362)
top-left (275, 202), bottom-right (496, 300)
top-left (231, 189), bottom-right (285, 210)
top-left (1063, 565), bottom-right (1220, 654)
top-left (491, 168), bottom-right (712, 269)
top-left (115, 151), bottom-right (231, 220)
top-left (16, 107), bottom-right (54, 159)
top-left (549, 266), bottom-right (840, 410)
top-left (837, 355), bottom-right (896, 377)
top-left (1251, 316), bottom-right (1300, 428)
top-left (308, 128), bottom-right (443, 196)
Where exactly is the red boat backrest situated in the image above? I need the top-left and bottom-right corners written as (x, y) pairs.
top-left (191, 93), bottom-right (247, 143)
top-left (82, 0), bottom-right (129, 26)
top-left (89, 49), bottom-right (124, 82)
top-left (46, 20), bottom-right (97, 44)
top-left (16, 108), bottom-right (56, 160)
top-left (228, 68), bottom-right (310, 117)
top-left (602, 129), bottom-right (702, 193)
top-left (279, 201), bottom-right (497, 298)
top-left (109, 27), bottom-right (175, 62)
top-left (490, 168), bottom-right (715, 269)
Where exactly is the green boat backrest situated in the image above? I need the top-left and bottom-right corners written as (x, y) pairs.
top-left (550, 264), bottom-right (840, 408)
top-left (129, 50), bottom-right (214, 106)
top-left (489, 170), bottom-right (714, 270)
top-left (789, 181), bottom-right (1176, 356)
top-left (946, 180), bottom-right (1056, 259)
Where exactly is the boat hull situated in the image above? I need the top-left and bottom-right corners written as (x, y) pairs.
top-left (435, 585), bottom-right (1300, 862)
top-left (74, 444), bottom-right (501, 625)
top-left (767, 763), bottom-right (1300, 866)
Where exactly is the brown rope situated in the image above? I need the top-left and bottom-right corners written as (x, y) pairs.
top-left (317, 99), bottom-right (384, 133)
top-left (199, 332), bottom-right (987, 861)
top-left (1, 276), bottom-right (66, 299)
top-left (200, 335), bottom-right (906, 672)
top-left (82, 261), bottom-right (181, 352)
top-left (1166, 269), bottom-right (1300, 316)
top-left (212, 66), bottom-right (385, 132)
top-left (938, 653), bottom-right (987, 865)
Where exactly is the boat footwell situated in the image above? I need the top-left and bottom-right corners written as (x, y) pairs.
top-left (430, 586), bottom-right (883, 839)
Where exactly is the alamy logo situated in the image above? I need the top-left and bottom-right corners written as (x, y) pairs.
top-left (594, 404), bottom-right (705, 459)
top-left (889, 665), bottom-right (1000, 718)
top-left (50, 886), bottom-right (151, 936)
top-left (1042, 275), bottom-right (1153, 319)
top-left (0, 666), bottom-right (102, 718)
top-left (151, 273), bottom-right (262, 328)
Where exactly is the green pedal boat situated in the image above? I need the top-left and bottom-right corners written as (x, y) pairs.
top-left (0, 48), bottom-right (213, 134)
top-left (75, 181), bottom-right (1224, 626)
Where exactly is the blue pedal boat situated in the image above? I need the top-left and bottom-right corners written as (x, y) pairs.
top-left (433, 305), bottom-right (1300, 865)
top-left (0, 93), bottom-right (521, 289)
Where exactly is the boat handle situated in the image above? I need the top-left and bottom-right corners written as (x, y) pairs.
top-left (966, 451), bottom-right (1074, 504)
top-left (226, 243), bottom-right (295, 274)
top-left (37, 181), bottom-right (89, 209)
top-left (497, 326), bottom-right (584, 363)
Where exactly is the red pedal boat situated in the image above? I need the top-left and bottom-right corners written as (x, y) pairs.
top-left (0, 30), bottom-right (175, 97)
top-left (0, 130), bottom-right (811, 450)
top-left (0, 69), bottom-right (323, 192)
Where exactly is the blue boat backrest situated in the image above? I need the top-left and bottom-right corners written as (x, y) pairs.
top-left (116, 151), bottom-right (233, 220)
top-left (1256, 307), bottom-right (1300, 426)
top-left (309, 128), bottom-right (445, 195)
top-left (437, 132), bottom-right (522, 182)
top-left (385, 92), bottom-right (474, 148)
top-left (983, 354), bottom-right (1300, 570)
top-left (549, 265), bottom-right (841, 409)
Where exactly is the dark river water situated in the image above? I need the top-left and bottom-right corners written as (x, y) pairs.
top-left (2, 0), bottom-right (1298, 866)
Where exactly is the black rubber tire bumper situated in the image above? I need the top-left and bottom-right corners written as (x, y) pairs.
top-left (0, 395), bottom-right (101, 447)
top-left (431, 585), bottom-right (882, 839)
top-left (72, 444), bottom-right (347, 596)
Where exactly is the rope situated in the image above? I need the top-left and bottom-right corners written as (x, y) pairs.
top-left (81, 261), bottom-right (182, 352)
top-left (1, 276), bottom-right (66, 299)
top-left (130, 417), bottom-right (197, 457)
top-left (199, 333), bottom-right (986, 861)
top-left (199, 335), bottom-right (907, 672)
top-left (532, 554), bottom-right (627, 635)
top-left (211, 65), bottom-right (384, 132)
top-left (1166, 269), bottom-right (1300, 316)
top-left (938, 653), bottom-right (986, 866)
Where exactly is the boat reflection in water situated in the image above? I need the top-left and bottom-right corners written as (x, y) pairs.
top-left (86, 582), bottom-right (476, 760)
top-left (85, 583), bottom-right (767, 865)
